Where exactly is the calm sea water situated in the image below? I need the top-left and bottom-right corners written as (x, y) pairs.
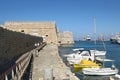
top-left (59, 41), bottom-right (120, 80)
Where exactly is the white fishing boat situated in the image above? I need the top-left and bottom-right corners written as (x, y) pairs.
top-left (83, 57), bottom-right (119, 76)
top-left (92, 17), bottom-right (107, 56)
top-left (64, 48), bottom-right (84, 57)
top-left (65, 48), bottom-right (106, 65)
top-left (65, 49), bottom-right (95, 65)
top-left (65, 18), bottom-right (107, 65)
top-left (95, 57), bottom-right (114, 62)
top-left (90, 49), bottom-right (106, 56)
top-left (65, 18), bottom-right (107, 64)
top-left (82, 67), bottom-right (118, 76)
top-left (72, 48), bottom-right (84, 51)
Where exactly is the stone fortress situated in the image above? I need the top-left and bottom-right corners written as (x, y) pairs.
top-left (5, 21), bottom-right (74, 45)
top-left (0, 22), bottom-right (78, 80)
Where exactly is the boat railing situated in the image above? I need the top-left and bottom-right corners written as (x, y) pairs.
top-left (0, 42), bottom-right (46, 80)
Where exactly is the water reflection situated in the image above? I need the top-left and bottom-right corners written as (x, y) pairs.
top-left (84, 75), bottom-right (120, 80)
top-left (83, 75), bottom-right (111, 80)
top-left (75, 72), bottom-right (118, 80)
top-left (59, 41), bottom-right (120, 80)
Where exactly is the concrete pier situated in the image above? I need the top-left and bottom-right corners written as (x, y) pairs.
top-left (32, 44), bottom-right (79, 80)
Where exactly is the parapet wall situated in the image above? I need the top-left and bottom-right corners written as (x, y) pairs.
top-left (0, 26), bottom-right (43, 74)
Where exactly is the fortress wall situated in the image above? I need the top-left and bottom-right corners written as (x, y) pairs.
top-left (58, 31), bottom-right (74, 45)
top-left (5, 22), bottom-right (58, 45)
top-left (5, 21), bottom-right (74, 45)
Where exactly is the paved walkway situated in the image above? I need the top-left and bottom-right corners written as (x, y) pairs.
top-left (32, 44), bottom-right (79, 80)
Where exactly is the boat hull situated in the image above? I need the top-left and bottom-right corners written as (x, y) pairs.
top-left (90, 50), bottom-right (106, 56)
top-left (82, 68), bottom-right (118, 76)
top-left (73, 60), bottom-right (100, 72)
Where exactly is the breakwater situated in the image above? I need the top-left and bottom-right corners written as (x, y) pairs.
top-left (32, 44), bottom-right (79, 80)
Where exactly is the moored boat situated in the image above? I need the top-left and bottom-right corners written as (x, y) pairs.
top-left (65, 48), bottom-right (106, 65)
top-left (66, 50), bottom-right (94, 65)
top-left (90, 49), bottom-right (106, 56)
top-left (73, 60), bottom-right (100, 72)
top-left (82, 67), bottom-right (119, 76)
top-left (82, 58), bottom-right (119, 76)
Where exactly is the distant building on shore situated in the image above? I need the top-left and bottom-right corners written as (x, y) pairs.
top-left (5, 21), bottom-right (74, 45)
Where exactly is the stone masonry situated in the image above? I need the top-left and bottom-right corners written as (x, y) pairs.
top-left (5, 22), bottom-right (58, 45)
top-left (58, 31), bottom-right (74, 45)
top-left (5, 21), bottom-right (74, 45)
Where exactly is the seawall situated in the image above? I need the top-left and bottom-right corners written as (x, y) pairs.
top-left (32, 44), bottom-right (79, 80)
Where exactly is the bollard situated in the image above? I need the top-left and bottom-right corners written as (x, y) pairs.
top-left (12, 69), bottom-right (14, 79)
top-left (5, 74), bottom-right (8, 80)
top-left (44, 68), bottom-right (53, 80)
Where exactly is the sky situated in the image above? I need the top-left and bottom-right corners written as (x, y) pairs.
top-left (0, 0), bottom-right (120, 40)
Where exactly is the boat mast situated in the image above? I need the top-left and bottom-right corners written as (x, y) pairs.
top-left (101, 34), bottom-right (106, 51)
top-left (94, 17), bottom-right (97, 49)
top-left (92, 17), bottom-right (97, 62)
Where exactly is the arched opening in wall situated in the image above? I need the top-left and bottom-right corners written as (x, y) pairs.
top-left (58, 41), bottom-right (61, 44)
top-left (46, 35), bottom-right (48, 37)
top-left (21, 30), bottom-right (24, 32)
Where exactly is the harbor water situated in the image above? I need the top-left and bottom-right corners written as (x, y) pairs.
top-left (59, 41), bottom-right (120, 80)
